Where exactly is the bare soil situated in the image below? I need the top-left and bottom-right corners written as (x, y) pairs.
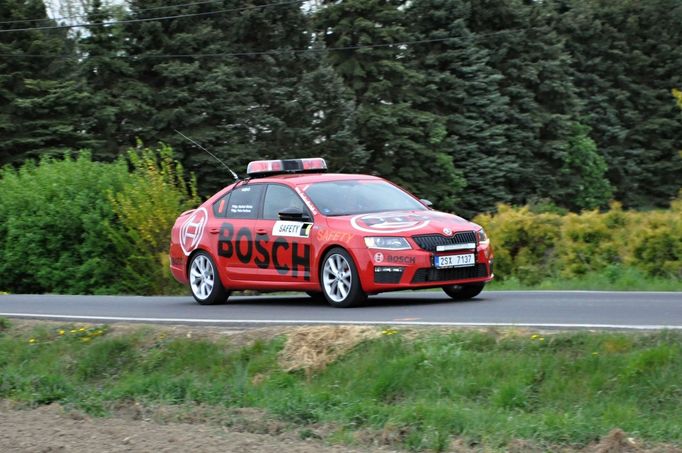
top-left (0, 403), bottom-right (391, 453)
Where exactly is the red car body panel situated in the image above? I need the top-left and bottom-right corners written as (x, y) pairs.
top-left (169, 173), bottom-right (494, 295)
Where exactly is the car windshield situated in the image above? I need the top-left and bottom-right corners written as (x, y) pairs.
top-left (304, 179), bottom-right (427, 216)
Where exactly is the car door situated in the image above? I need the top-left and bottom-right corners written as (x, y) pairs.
top-left (255, 183), bottom-right (315, 283)
top-left (210, 183), bottom-right (265, 282)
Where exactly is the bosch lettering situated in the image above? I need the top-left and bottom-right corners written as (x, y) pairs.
top-left (218, 223), bottom-right (311, 280)
top-left (386, 255), bottom-right (416, 265)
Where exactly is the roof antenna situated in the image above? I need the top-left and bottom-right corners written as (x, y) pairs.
top-left (174, 129), bottom-right (240, 182)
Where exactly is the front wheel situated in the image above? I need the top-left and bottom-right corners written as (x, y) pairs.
top-left (189, 251), bottom-right (230, 305)
top-left (321, 248), bottom-right (366, 308)
top-left (443, 282), bottom-right (485, 301)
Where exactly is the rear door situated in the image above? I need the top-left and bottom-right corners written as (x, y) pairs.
top-left (254, 183), bottom-right (315, 282)
top-left (210, 183), bottom-right (265, 282)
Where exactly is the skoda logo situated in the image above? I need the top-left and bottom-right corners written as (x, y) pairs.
top-left (443, 228), bottom-right (452, 236)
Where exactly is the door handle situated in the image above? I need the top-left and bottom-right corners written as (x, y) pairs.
top-left (256, 228), bottom-right (268, 235)
top-left (209, 227), bottom-right (220, 234)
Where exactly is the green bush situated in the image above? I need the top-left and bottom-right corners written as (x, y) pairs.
top-left (475, 194), bottom-right (682, 284)
top-left (0, 153), bottom-right (129, 294)
top-left (106, 143), bottom-right (199, 295)
top-left (474, 205), bottom-right (562, 285)
top-left (0, 146), bottom-right (198, 295)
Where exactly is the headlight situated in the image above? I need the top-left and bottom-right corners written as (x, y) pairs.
top-left (364, 237), bottom-right (411, 250)
top-left (477, 229), bottom-right (489, 244)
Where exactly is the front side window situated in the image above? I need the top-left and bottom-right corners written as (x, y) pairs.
top-left (305, 179), bottom-right (426, 216)
top-left (262, 184), bottom-right (308, 220)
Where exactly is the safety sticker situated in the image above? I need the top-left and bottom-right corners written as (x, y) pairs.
top-left (272, 221), bottom-right (313, 238)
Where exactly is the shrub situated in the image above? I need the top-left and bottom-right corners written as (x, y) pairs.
top-left (0, 145), bottom-right (198, 295)
top-left (0, 153), bottom-right (129, 294)
top-left (474, 193), bottom-right (682, 283)
top-left (106, 143), bottom-right (199, 295)
top-left (556, 204), bottom-right (627, 278)
top-left (474, 205), bottom-right (561, 284)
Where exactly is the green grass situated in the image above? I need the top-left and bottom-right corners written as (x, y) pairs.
top-left (2, 320), bottom-right (682, 451)
top-left (488, 266), bottom-right (682, 291)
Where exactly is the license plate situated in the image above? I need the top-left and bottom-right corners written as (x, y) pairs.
top-left (435, 253), bottom-right (475, 269)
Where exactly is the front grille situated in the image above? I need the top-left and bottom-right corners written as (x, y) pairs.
top-left (411, 263), bottom-right (488, 283)
top-left (412, 231), bottom-right (477, 252)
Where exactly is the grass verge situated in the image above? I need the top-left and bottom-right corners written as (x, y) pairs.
top-left (487, 266), bottom-right (682, 291)
top-left (1, 319), bottom-right (681, 451)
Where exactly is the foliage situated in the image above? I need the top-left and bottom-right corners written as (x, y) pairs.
top-left (0, 153), bottom-right (129, 294)
top-left (560, 123), bottom-right (612, 210)
top-left (314, 0), bottom-right (465, 211)
top-left (1, 0), bottom-right (680, 213)
top-left (557, 0), bottom-right (682, 209)
top-left (0, 146), bottom-right (197, 295)
top-left (2, 324), bottom-right (682, 450)
top-left (0, 0), bottom-right (94, 164)
top-left (106, 143), bottom-right (199, 295)
top-left (474, 205), bottom-right (562, 285)
top-left (475, 196), bottom-right (682, 284)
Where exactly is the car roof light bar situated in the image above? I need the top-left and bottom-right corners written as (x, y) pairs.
top-left (246, 158), bottom-right (327, 178)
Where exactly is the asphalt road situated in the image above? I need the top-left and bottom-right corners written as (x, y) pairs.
top-left (1, 291), bottom-right (681, 330)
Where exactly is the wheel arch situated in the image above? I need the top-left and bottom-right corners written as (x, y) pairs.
top-left (317, 244), bottom-right (366, 293)
top-left (186, 248), bottom-right (225, 286)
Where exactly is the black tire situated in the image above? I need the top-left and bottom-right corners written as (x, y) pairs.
top-left (305, 291), bottom-right (326, 302)
top-left (188, 251), bottom-right (230, 305)
top-left (320, 247), bottom-right (366, 308)
top-left (442, 283), bottom-right (485, 301)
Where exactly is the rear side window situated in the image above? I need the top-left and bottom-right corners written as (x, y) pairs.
top-left (213, 184), bottom-right (264, 219)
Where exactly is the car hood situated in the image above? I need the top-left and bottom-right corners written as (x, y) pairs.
top-left (325, 210), bottom-right (480, 236)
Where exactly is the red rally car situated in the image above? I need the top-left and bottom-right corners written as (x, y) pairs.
top-left (169, 158), bottom-right (494, 307)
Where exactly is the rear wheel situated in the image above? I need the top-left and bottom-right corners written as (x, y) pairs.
top-left (442, 283), bottom-right (485, 301)
top-left (321, 248), bottom-right (366, 308)
top-left (189, 251), bottom-right (230, 305)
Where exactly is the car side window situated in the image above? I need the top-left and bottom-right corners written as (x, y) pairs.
top-left (262, 184), bottom-right (308, 220)
top-left (213, 192), bottom-right (231, 218)
top-left (213, 184), bottom-right (264, 219)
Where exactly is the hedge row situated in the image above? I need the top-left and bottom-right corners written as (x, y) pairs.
top-left (1, 148), bottom-right (679, 294)
top-left (474, 198), bottom-right (682, 284)
top-left (0, 146), bottom-right (198, 295)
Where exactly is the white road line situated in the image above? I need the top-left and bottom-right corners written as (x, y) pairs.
top-left (1, 312), bottom-right (681, 330)
top-left (487, 290), bottom-right (682, 295)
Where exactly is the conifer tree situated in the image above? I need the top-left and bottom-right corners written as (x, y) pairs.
top-left (315, 0), bottom-right (464, 211)
top-left (77, 0), bottom-right (133, 159)
top-left (467, 0), bottom-right (611, 210)
top-left (556, 0), bottom-right (682, 208)
top-left (113, 0), bottom-right (365, 193)
top-left (407, 0), bottom-right (518, 214)
top-left (0, 0), bottom-right (90, 164)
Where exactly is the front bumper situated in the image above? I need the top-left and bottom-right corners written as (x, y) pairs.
top-left (351, 242), bottom-right (494, 294)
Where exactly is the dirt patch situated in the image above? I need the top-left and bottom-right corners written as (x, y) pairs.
top-left (278, 325), bottom-right (382, 374)
top-left (0, 403), bottom-right (390, 453)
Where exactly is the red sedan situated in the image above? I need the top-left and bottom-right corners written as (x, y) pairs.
top-left (169, 158), bottom-right (494, 307)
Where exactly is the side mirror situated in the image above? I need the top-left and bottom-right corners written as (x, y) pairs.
top-left (420, 199), bottom-right (433, 208)
top-left (278, 207), bottom-right (311, 222)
